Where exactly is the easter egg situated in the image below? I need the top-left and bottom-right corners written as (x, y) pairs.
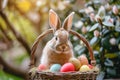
top-left (88, 64), bottom-right (94, 69)
top-left (79, 65), bottom-right (90, 72)
top-left (38, 64), bottom-right (47, 71)
top-left (60, 63), bottom-right (75, 72)
top-left (50, 64), bottom-right (61, 72)
top-left (78, 54), bottom-right (88, 65)
top-left (69, 58), bottom-right (81, 71)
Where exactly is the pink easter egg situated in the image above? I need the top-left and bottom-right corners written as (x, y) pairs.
top-left (38, 64), bottom-right (47, 71)
top-left (60, 63), bottom-right (75, 72)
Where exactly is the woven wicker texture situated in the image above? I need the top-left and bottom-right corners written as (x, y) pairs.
top-left (28, 71), bottom-right (98, 80)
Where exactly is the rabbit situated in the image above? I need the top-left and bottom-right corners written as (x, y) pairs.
top-left (40, 9), bottom-right (75, 68)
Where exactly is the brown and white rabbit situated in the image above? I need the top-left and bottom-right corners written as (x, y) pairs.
top-left (40, 9), bottom-right (75, 68)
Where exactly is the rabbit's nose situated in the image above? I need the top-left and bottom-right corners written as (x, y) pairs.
top-left (61, 44), bottom-right (68, 50)
top-left (62, 45), bottom-right (66, 49)
top-left (58, 44), bottom-right (68, 51)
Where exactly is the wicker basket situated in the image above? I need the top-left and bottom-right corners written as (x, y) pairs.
top-left (28, 29), bottom-right (99, 80)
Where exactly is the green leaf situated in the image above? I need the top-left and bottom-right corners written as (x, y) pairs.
top-left (105, 53), bottom-right (118, 58)
top-left (104, 58), bottom-right (114, 67)
top-left (89, 23), bottom-right (99, 32)
top-left (93, 51), bottom-right (99, 56)
top-left (74, 45), bottom-right (82, 51)
top-left (78, 47), bottom-right (86, 55)
top-left (93, 51), bottom-right (100, 59)
top-left (93, 0), bottom-right (101, 9)
top-left (96, 71), bottom-right (105, 80)
top-left (90, 37), bottom-right (99, 46)
top-left (0, 70), bottom-right (22, 80)
top-left (106, 68), bottom-right (116, 76)
top-left (115, 18), bottom-right (120, 32)
top-left (0, 70), bottom-right (7, 80)
top-left (102, 29), bottom-right (111, 37)
top-left (98, 6), bottom-right (106, 19)
top-left (115, 27), bottom-right (120, 32)
top-left (101, 36), bottom-right (111, 50)
top-left (102, 21), bottom-right (114, 27)
top-left (104, 16), bottom-right (111, 21)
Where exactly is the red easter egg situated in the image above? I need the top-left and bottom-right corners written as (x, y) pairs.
top-left (60, 63), bottom-right (75, 72)
top-left (38, 64), bottom-right (47, 71)
top-left (88, 64), bottom-right (94, 69)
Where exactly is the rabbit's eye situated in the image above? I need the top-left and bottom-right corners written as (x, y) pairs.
top-left (55, 37), bottom-right (58, 40)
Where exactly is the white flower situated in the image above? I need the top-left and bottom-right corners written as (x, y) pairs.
top-left (74, 21), bottom-right (83, 29)
top-left (90, 13), bottom-right (95, 22)
top-left (73, 36), bottom-right (78, 41)
top-left (109, 38), bottom-right (117, 45)
top-left (85, 6), bottom-right (94, 14)
top-left (94, 30), bottom-right (100, 37)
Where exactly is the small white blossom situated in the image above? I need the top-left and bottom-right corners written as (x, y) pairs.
top-left (74, 21), bottom-right (83, 29)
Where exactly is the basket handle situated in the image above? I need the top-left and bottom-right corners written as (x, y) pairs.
top-left (30, 29), bottom-right (53, 68)
top-left (69, 30), bottom-right (96, 66)
top-left (30, 29), bottom-right (96, 68)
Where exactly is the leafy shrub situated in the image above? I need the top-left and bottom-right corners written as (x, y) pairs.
top-left (71, 0), bottom-right (120, 79)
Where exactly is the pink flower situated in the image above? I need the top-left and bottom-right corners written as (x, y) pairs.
top-left (112, 5), bottom-right (118, 15)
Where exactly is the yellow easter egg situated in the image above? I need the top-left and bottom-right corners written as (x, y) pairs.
top-left (79, 65), bottom-right (90, 72)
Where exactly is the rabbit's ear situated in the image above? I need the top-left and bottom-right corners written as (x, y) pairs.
top-left (62, 12), bottom-right (74, 31)
top-left (49, 9), bottom-right (61, 30)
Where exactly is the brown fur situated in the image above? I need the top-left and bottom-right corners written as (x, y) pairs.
top-left (40, 9), bottom-right (75, 68)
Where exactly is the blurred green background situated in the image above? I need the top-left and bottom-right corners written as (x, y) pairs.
top-left (0, 0), bottom-right (120, 80)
